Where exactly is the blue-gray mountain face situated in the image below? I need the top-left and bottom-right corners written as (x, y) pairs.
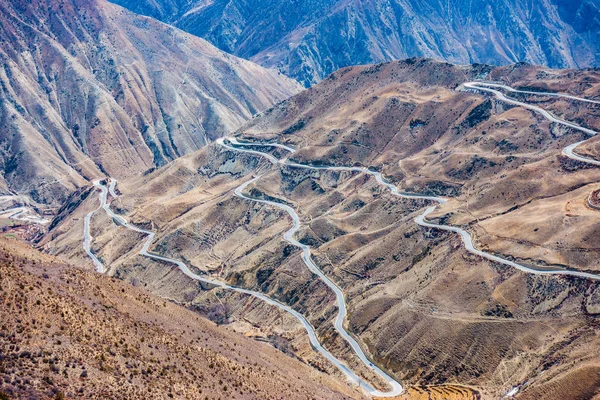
top-left (111, 0), bottom-right (599, 86)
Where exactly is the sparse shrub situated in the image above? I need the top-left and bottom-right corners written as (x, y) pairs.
top-left (205, 304), bottom-right (230, 325)
top-left (270, 335), bottom-right (295, 357)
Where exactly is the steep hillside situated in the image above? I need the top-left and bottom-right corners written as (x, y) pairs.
top-left (43, 60), bottom-right (600, 399)
top-left (0, 237), bottom-right (362, 399)
top-left (110, 0), bottom-right (600, 86)
top-left (0, 0), bottom-right (300, 205)
top-left (240, 59), bottom-right (600, 273)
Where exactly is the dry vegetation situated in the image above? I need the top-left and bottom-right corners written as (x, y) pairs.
top-left (0, 0), bottom-right (299, 205)
top-left (42, 60), bottom-right (600, 399)
top-left (0, 237), bottom-right (363, 399)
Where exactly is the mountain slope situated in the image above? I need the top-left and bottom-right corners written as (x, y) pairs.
top-left (0, 237), bottom-right (362, 399)
top-left (0, 0), bottom-right (300, 205)
top-left (43, 59), bottom-right (600, 398)
top-left (110, 0), bottom-right (600, 86)
top-left (239, 59), bottom-right (600, 273)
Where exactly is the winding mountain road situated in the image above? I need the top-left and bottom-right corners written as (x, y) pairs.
top-left (0, 207), bottom-right (50, 225)
top-left (84, 178), bottom-right (401, 397)
top-left (83, 81), bottom-right (600, 398)
top-left (83, 182), bottom-right (108, 273)
top-left (463, 82), bottom-right (600, 167)
top-left (221, 126), bottom-right (600, 281)
top-left (0, 194), bottom-right (50, 225)
top-left (469, 82), bottom-right (600, 105)
top-left (232, 162), bottom-right (403, 396)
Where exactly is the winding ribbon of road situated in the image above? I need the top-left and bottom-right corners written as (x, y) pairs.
top-left (83, 178), bottom-right (401, 396)
top-left (0, 195), bottom-right (50, 225)
top-left (233, 165), bottom-right (404, 396)
top-left (0, 207), bottom-right (50, 225)
top-left (470, 82), bottom-right (600, 106)
top-left (221, 111), bottom-right (600, 283)
top-left (83, 193), bottom-right (105, 273)
top-left (463, 82), bottom-right (600, 167)
top-left (216, 81), bottom-right (600, 390)
top-left (82, 81), bottom-right (600, 398)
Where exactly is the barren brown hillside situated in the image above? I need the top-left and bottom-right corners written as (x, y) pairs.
top-left (241, 59), bottom-right (600, 274)
top-left (0, 237), bottom-right (363, 399)
top-left (0, 0), bottom-right (300, 205)
top-left (42, 60), bottom-right (600, 399)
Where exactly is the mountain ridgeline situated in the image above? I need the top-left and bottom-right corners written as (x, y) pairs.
top-left (0, 0), bottom-right (300, 205)
top-left (110, 0), bottom-right (600, 86)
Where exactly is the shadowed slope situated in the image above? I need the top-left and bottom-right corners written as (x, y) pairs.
top-left (0, 0), bottom-right (300, 205)
top-left (111, 0), bottom-right (600, 86)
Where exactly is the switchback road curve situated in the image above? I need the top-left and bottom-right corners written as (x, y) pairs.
top-left (83, 81), bottom-right (600, 398)
top-left (84, 178), bottom-right (402, 397)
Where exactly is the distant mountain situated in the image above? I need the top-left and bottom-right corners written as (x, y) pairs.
top-left (0, 0), bottom-right (300, 204)
top-left (110, 0), bottom-right (600, 87)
